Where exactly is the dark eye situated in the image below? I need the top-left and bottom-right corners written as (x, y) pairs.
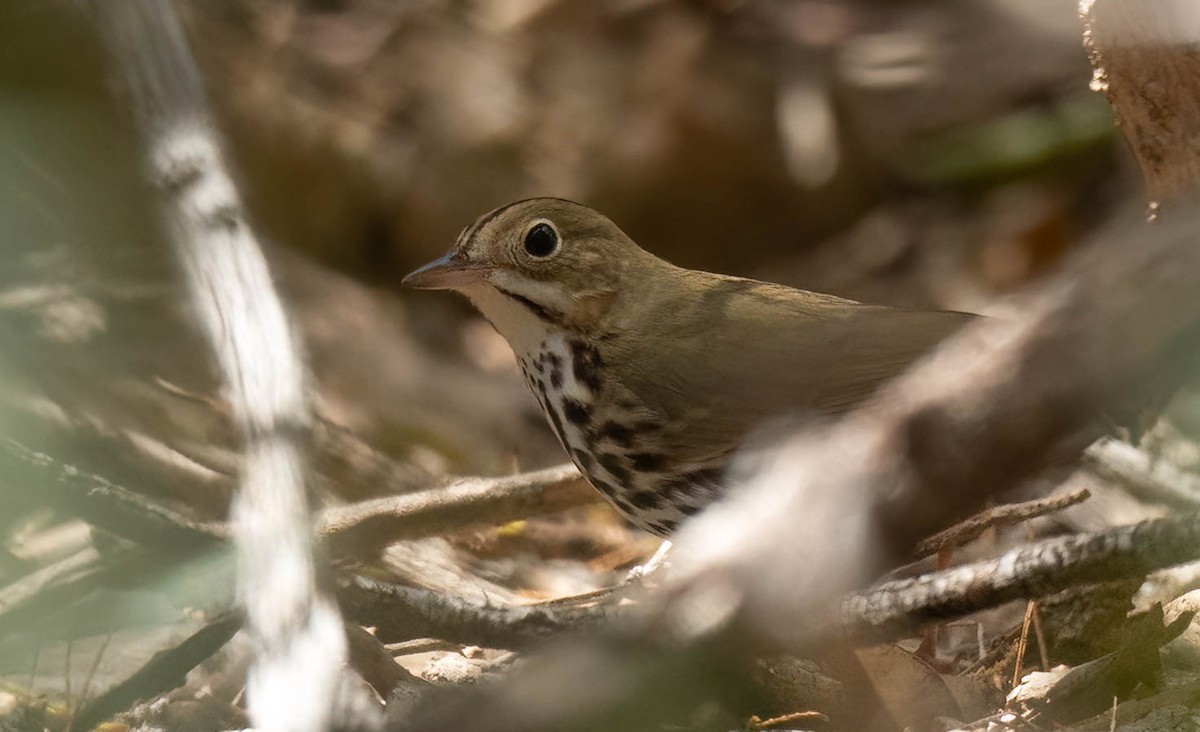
top-left (523, 222), bottom-right (559, 258)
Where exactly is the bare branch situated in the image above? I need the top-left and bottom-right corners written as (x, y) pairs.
top-left (68, 613), bottom-right (242, 732)
top-left (320, 465), bottom-right (594, 557)
top-left (1084, 437), bottom-right (1200, 509)
top-left (337, 574), bottom-right (620, 650)
top-left (846, 511), bottom-right (1200, 642)
top-left (912, 488), bottom-right (1091, 558)
top-left (0, 436), bottom-right (226, 547)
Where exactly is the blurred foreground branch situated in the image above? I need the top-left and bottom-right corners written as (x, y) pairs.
top-left (93, 1), bottom-right (362, 729)
top-left (665, 202), bottom-right (1200, 651)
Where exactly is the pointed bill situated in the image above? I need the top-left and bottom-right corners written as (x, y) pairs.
top-left (402, 252), bottom-right (492, 290)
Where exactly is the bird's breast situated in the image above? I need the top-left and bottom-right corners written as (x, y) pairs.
top-left (516, 332), bottom-right (723, 537)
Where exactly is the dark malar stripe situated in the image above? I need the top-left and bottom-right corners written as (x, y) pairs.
top-left (495, 286), bottom-right (566, 325)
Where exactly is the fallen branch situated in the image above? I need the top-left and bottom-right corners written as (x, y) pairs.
top-left (1084, 437), bottom-right (1200, 509)
top-left (320, 464), bottom-right (594, 557)
top-left (912, 488), bottom-right (1091, 558)
top-left (0, 436), bottom-right (226, 547)
top-left (845, 511), bottom-right (1200, 642)
top-left (337, 574), bottom-right (619, 650)
top-left (68, 612), bottom-right (242, 732)
top-left (0, 547), bottom-right (99, 615)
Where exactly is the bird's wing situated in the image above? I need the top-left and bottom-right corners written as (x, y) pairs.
top-left (609, 274), bottom-right (974, 466)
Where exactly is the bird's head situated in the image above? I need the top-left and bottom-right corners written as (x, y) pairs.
top-left (404, 198), bottom-right (658, 346)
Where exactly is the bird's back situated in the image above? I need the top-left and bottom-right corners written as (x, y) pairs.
top-left (604, 269), bottom-right (974, 467)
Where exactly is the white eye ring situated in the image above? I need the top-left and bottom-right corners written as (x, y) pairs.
top-left (522, 219), bottom-right (560, 258)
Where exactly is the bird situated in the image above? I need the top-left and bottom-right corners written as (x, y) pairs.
top-left (404, 198), bottom-right (974, 537)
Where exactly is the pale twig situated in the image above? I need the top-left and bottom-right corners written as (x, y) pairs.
top-left (94, 2), bottom-right (356, 729)
top-left (320, 464), bottom-right (593, 557)
top-left (0, 437), bottom-right (226, 546)
top-left (384, 639), bottom-right (461, 656)
top-left (0, 547), bottom-right (99, 615)
top-left (913, 488), bottom-right (1091, 558)
top-left (1013, 600), bottom-right (1036, 688)
top-left (1084, 438), bottom-right (1200, 509)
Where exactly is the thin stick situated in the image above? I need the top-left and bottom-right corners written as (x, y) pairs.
top-left (1032, 601), bottom-right (1050, 671)
top-left (64, 639), bottom-right (73, 709)
top-left (1013, 600), bottom-right (1035, 688)
top-left (320, 464), bottom-right (593, 556)
top-left (27, 644), bottom-right (40, 695)
top-left (914, 488), bottom-right (1091, 558)
top-left (68, 634), bottom-right (111, 731)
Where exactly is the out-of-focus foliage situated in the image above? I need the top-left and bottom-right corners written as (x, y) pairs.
top-left (181, 0), bottom-right (1122, 287)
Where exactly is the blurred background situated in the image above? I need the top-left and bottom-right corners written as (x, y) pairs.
top-left (0, 0), bottom-right (1160, 723)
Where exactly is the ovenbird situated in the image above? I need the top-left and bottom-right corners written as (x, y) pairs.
top-left (404, 198), bottom-right (973, 536)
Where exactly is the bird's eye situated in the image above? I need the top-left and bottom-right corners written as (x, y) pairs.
top-left (523, 222), bottom-right (559, 258)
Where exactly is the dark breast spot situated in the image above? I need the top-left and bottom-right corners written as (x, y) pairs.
top-left (568, 339), bottom-right (604, 393)
top-left (628, 452), bottom-right (668, 472)
top-left (597, 453), bottom-right (630, 483)
top-left (561, 398), bottom-right (592, 426)
top-left (546, 352), bottom-right (565, 388)
top-left (600, 421), bottom-right (635, 447)
top-left (630, 490), bottom-right (661, 510)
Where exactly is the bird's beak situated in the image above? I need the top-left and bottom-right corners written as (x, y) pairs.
top-left (402, 252), bottom-right (492, 290)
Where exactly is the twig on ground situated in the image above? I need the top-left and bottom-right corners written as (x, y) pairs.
top-left (1084, 438), bottom-right (1200, 509)
top-left (1060, 676), bottom-right (1200, 732)
top-left (1013, 601), bottom-right (1036, 688)
top-left (384, 638), bottom-right (461, 656)
top-left (68, 613), bottom-right (241, 732)
top-left (346, 623), bottom-right (427, 700)
top-left (844, 511), bottom-right (1200, 642)
top-left (68, 634), bottom-right (111, 732)
top-left (338, 573), bottom-right (622, 650)
top-left (0, 437), bottom-right (226, 547)
top-left (320, 464), bottom-right (594, 557)
top-left (913, 488), bottom-right (1091, 558)
top-left (0, 547), bottom-right (100, 615)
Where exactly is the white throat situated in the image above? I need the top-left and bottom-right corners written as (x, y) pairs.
top-left (463, 285), bottom-right (557, 357)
